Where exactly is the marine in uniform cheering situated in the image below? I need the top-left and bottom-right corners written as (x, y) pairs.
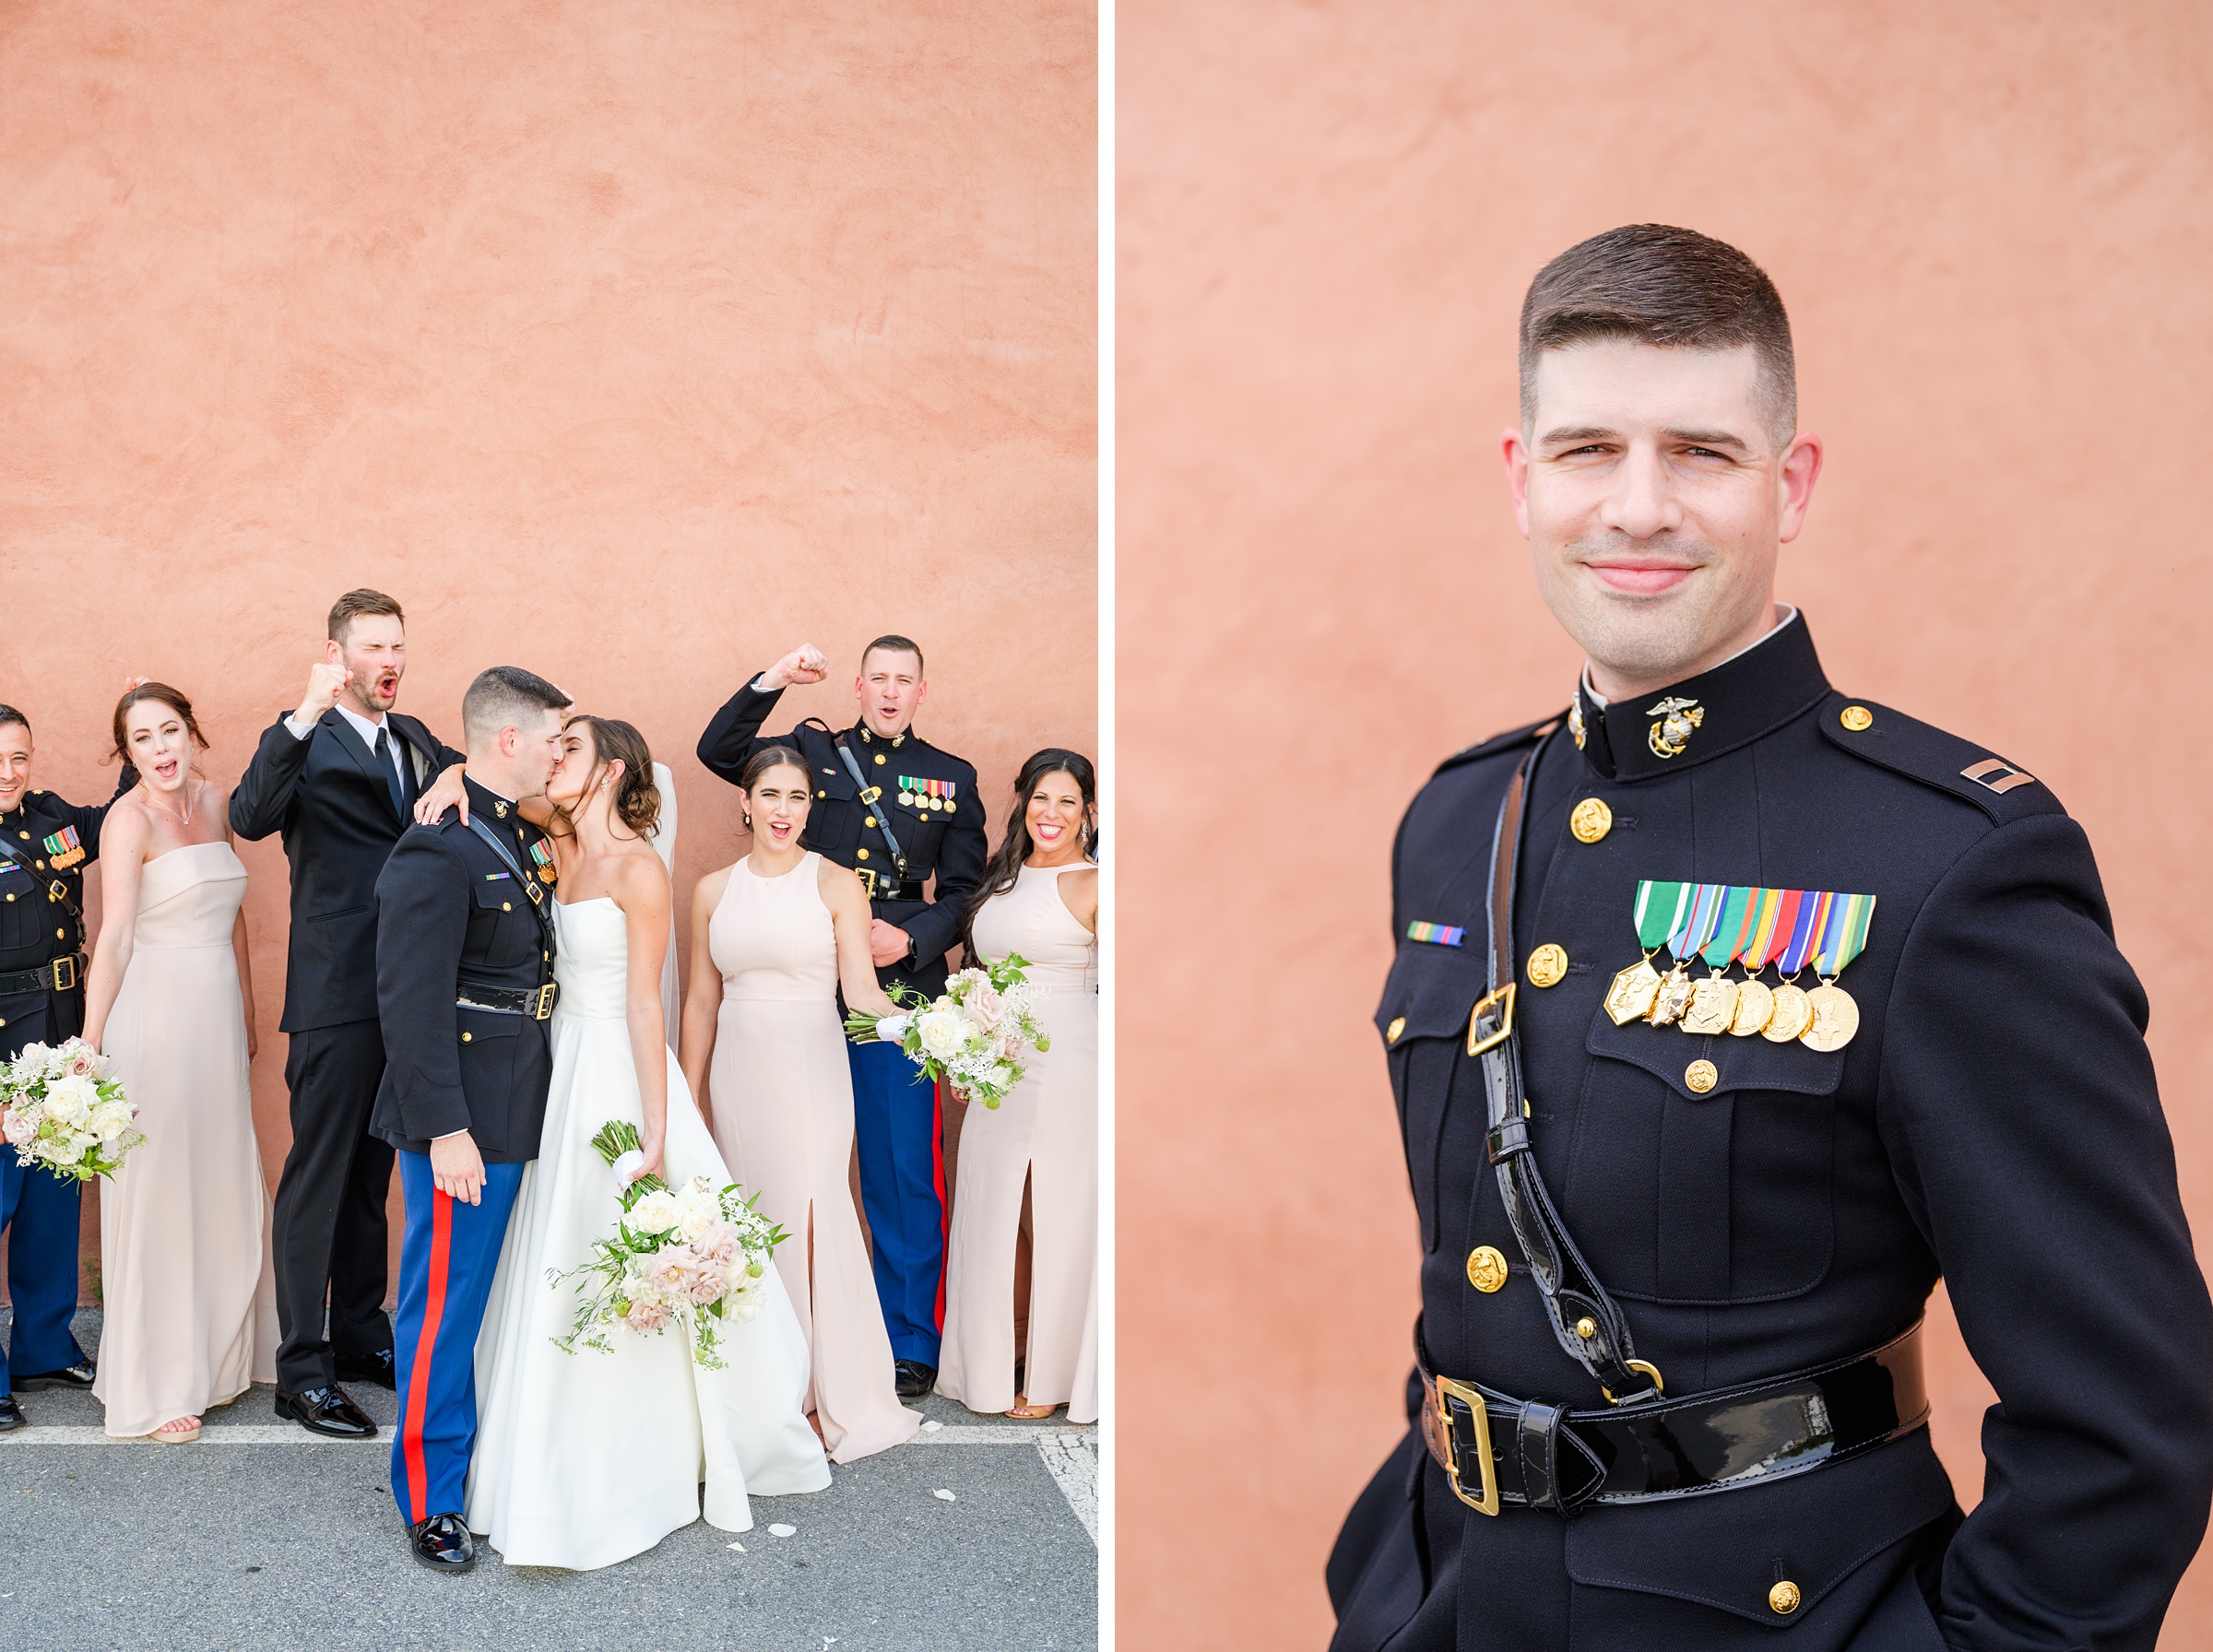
top-left (698, 636), bottom-right (987, 1398)
top-left (1325, 226), bottom-right (2213, 1649)
top-left (0, 706), bottom-right (126, 1430)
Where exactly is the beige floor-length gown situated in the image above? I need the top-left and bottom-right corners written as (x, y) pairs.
top-left (938, 862), bottom-right (1098, 1422)
top-left (706, 852), bottom-right (920, 1462)
top-left (93, 841), bottom-right (278, 1436)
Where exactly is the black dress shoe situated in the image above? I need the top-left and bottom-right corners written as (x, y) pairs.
top-left (274, 1385), bottom-right (377, 1439)
top-left (11, 1360), bottom-right (95, 1391)
top-left (0, 1397), bottom-right (24, 1432)
top-left (408, 1513), bottom-right (476, 1573)
top-left (893, 1360), bottom-right (938, 1399)
top-left (334, 1349), bottom-right (396, 1390)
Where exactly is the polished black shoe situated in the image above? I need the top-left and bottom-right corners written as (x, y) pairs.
top-left (12, 1360), bottom-right (96, 1391)
top-left (274, 1384), bottom-right (377, 1439)
top-left (0, 1396), bottom-right (25, 1432)
top-left (333, 1349), bottom-right (396, 1390)
top-left (408, 1513), bottom-right (476, 1573)
top-left (893, 1360), bottom-right (938, 1399)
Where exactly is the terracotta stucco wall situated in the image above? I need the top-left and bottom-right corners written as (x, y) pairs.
top-left (1119, 3), bottom-right (2213, 1646)
top-left (0, 2), bottom-right (1095, 1280)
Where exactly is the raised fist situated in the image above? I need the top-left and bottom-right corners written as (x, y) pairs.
top-left (761, 643), bottom-right (830, 691)
top-left (297, 659), bottom-right (352, 722)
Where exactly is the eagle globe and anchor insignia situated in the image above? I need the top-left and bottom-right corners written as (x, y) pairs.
top-left (1646, 695), bottom-right (1705, 759)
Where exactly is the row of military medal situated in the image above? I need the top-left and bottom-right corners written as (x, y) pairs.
top-left (1598, 880), bottom-right (1876, 1055)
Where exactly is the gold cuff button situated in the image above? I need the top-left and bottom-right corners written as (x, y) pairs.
top-left (1465, 1245), bottom-right (1508, 1292)
top-left (1685, 1059), bottom-right (1718, 1093)
top-left (1526, 944), bottom-right (1568, 987)
top-left (1769, 1581), bottom-right (1801, 1615)
top-left (1839, 705), bottom-right (1874, 732)
top-left (1574, 1316), bottom-right (1597, 1339)
top-left (1568, 798), bottom-right (1613, 844)
top-left (1386, 1017), bottom-right (1406, 1044)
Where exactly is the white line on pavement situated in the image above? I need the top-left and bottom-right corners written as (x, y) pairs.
top-left (1033, 1432), bottom-right (1099, 1544)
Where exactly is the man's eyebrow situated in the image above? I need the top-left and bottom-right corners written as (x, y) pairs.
top-left (1536, 425), bottom-right (1620, 447)
top-left (1661, 428), bottom-right (1753, 454)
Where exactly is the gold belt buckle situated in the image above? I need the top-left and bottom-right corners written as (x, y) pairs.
top-left (533, 984), bottom-right (556, 1021)
top-left (1434, 1375), bottom-right (1501, 1515)
top-left (1466, 983), bottom-right (1517, 1056)
top-left (50, 955), bottom-right (77, 993)
top-left (857, 867), bottom-right (879, 897)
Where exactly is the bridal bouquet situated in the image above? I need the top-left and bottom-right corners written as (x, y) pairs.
top-left (550, 1119), bottom-right (787, 1370)
top-left (0, 1038), bottom-right (144, 1183)
top-left (844, 954), bottom-right (1050, 1111)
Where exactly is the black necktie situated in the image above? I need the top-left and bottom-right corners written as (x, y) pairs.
top-left (373, 728), bottom-right (406, 820)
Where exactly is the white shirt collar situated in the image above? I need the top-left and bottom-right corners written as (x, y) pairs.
top-left (1579, 604), bottom-right (1800, 708)
top-left (332, 701), bottom-right (387, 748)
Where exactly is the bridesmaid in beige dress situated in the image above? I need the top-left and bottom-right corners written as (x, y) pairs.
top-left (938, 749), bottom-right (1098, 1423)
top-left (80, 683), bottom-right (278, 1443)
top-left (680, 745), bottom-right (923, 1463)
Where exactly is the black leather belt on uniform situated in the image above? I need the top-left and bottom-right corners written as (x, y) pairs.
top-left (0, 954), bottom-right (80, 997)
top-left (858, 869), bottom-right (927, 903)
top-left (1418, 1319), bottom-right (1929, 1516)
top-left (456, 980), bottom-right (557, 1021)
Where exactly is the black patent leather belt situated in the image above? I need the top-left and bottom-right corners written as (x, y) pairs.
top-left (0, 954), bottom-right (79, 997)
top-left (858, 869), bottom-right (927, 903)
top-left (1417, 1320), bottom-right (1929, 1516)
top-left (456, 979), bottom-right (557, 1021)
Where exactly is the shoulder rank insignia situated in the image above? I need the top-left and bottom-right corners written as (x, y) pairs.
top-left (1644, 696), bottom-right (1704, 760)
top-left (1405, 921), bottom-right (1465, 948)
top-left (41, 826), bottom-right (85, 869)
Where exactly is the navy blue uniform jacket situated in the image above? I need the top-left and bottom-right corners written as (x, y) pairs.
top-left (1327, 616), bottom-right (2212, 1650)
top-left (0, 785), bottom-right (124, 1049)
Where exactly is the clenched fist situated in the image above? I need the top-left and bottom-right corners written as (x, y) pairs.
top-left (759, 643), bottom-right (830, 692)
top-left (296, 659), bottom-right (352, 725)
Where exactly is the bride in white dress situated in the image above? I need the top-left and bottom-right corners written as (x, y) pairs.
top-left (467, 716), bottom-right (829, 1570)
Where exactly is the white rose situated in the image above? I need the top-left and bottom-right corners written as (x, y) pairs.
top-left (628, 1189), bottom-right (681, 1233)
top-left (916, 1009), bottom-right (968, 1062)
top-left (45, 1075), bottom-right (97, 1127)
top-left (89, 1101), bottom-right (134, 1141)
top-left (45, 1135), bottom-right (86, 1165)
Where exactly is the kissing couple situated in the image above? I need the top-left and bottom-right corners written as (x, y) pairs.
top-left (371, 667), bottom-right (839, 1573)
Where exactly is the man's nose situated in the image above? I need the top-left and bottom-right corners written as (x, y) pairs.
top-left (1599, 444), bottom-right (1681, 540)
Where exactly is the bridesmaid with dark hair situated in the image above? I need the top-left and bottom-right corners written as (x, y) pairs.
top-left (936, 749), bottom-right (1098, 1423)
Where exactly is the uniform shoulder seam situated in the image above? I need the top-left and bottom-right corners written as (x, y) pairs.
top-left (1817, 690), bottom-right (2065, 825)
top-left (1430, 713), bottom-right (1563, 779)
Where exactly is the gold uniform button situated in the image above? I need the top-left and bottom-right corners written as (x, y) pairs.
top-left (1386, 1017), bottom-right (1405, 1044)
top-left (32, 860), bottom-right (42, 871)
top-left (502, 902), bottom-right (513, 912)
top-left (818, 789), bottom-right (827, 798)
top-left (1839, 705), bottom-right (1874, 733)
top-left (461, 1032), bottom-right (472, 1043)
top-left (4, 893), bottom-right (11, 903)
top-left (1685, 1058), bottom-right (1718, 1093)
top-left (1465, 1245), bottom-right (1508, 1292)
top-left (874, 754), bottom-right (886, 766)
top-left (1769, 1581), bottom-right (1801, 1615)
top-left (1568, 798), bottom-right (1613, 844)
top-left (857, 848), bottom-right (870, 860)
top-left (1574, 1316), bottom-right (1597, 1339)
top-left (864, 816), bottom-right (877, 828)
top-left (56, 928), bottom-right (65, 939)
top-left (1526, 943), bottom-right (1568, 988)
top-left (17, 831), bottom-right (27, 840)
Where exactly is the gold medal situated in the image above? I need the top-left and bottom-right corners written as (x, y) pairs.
top-left (1604, 954), bottom-right (1663, 1024)
top-left (1728, 977), bottom-right (1775, 1036)
top-left (1799, 983), bottom-right (1860, 1052)
top-left (1647, 962), bottom-right (1694, 1026)
top-left (1679, 974), bottom-right (1739, 1036)
top-left (1761, 982), bottom-right (1812, 1043)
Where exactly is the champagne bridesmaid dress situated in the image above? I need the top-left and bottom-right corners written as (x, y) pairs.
top-left (939, 862), bottom-right (1098, 1422)
top-left (705, 853), bottom-right (920, 1463)
top-left (93, 841), bottom-right (278, 1436)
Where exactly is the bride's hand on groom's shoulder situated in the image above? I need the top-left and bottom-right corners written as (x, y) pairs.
top-left (415, 764), bottom-right (469, 826)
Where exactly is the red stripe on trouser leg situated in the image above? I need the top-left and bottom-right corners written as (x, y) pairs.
top-left (400, 1191), bottom-right (454, 1524)
top-left (932, 1077), bottom-right (949, 1332)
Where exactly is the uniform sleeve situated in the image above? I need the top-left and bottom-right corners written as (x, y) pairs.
top-left (373, 830), bottom-right (472, 1143)
top-left (1877, 815), bottom-right (2213, 1649)
top-left (696, 679), bottom-right (786, 785)
top-left (229, 714), bottom-right (314, 840)
top-left (905, 763), bottom-right (988, 964)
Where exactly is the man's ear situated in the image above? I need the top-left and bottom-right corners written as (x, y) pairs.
top-left (323, 638), bottom-right (344, 666)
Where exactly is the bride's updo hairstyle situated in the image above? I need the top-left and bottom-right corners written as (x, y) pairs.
top-left (565, 714), bottom-right (661, 839)
top-left (110, 681), bottom-right (210, 766)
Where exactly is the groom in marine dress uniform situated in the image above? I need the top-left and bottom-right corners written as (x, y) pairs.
top-left (0, 706), bottom-right (130, 1432)
top-left (372, 667), bottom-right (568, 1573)
top-left (1325, 227), bottom-right (2213, 1649)
top-left (698, 636), bottom-right (987, 1398)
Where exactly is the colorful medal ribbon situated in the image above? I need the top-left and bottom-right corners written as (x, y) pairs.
top-left (1812, 892), bottom-right (1876, 977)
top-left (1635, 880), bottom-right (1876, 975)
top-left (1405, 921), bottom-right (1465, 948)
top-left (1633, 880), bottom-right (1690, 952)
top-left (1666, 883), bottom-right (1729, 962)
top-left (41, 825), bottom-right (84, 868)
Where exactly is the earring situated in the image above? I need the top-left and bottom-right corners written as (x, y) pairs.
top-left (1079, 821), bottom-right (1093, 844)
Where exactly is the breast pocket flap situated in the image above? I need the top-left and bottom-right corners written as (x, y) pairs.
top-left (1374, 938), bottom-right (1489, 1047)
top-left (1586, 1003), bottom-right (1846, 1101)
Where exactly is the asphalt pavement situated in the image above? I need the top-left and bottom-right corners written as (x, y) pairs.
top-left (0, 1310), bottom-right (1096, 1652)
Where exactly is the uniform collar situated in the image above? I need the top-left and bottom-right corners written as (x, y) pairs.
top-left (853, 725), bottom-right (911, 749)
top-left (461, 773), bottom-right (522, 823)
top-left (1570, 609), bottom-right (1830, 781)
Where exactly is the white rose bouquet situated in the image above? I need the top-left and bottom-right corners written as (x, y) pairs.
top-left (550, 1118), bottom-right (787, 1369)
top-left (844, 953), bottom-right (1050, 1111)
top-left (0, 1038), bottom-right (144, 1183)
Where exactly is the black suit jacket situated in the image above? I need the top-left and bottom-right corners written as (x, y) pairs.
top-left (368, 777), bottom-right (556, 1161)
top-left (696, 678), bottom-right (988, 997)
top-left (229, 709), bottom-right (463, 1032)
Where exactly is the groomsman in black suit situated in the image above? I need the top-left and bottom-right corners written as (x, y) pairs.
top-left (230, 590), bottom-right (465, 1437)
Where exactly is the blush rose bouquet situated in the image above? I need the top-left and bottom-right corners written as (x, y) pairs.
top-left (843, 953), bottom-right (1050, 1110)
top-left (0, 1038), bottom-right (144, 1183)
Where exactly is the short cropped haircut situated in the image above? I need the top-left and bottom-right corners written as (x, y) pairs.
top-left (328, 588), bottom-right (405, 643)
top-left (861, 634), bottom-right (925, 678)
top-left (1519, 225), bottom-right (1796, 444)
top-left (0, 704), bottom-right (29, 742)
top-left (461, 667), bottom-right (572, 749)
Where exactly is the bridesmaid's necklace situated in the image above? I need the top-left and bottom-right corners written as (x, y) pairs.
top-left (148, 784), bottom-right (192, 827)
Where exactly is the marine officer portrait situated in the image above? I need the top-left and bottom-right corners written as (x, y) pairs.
top-left (1324, 225), bottom-right (2213, 1650)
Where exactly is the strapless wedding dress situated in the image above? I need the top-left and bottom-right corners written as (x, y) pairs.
top-left (466, 895), bottom-right (829, 1571)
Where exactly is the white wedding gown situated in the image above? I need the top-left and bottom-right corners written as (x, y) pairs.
top-left (467, 895), bottom-right (831, 1570)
